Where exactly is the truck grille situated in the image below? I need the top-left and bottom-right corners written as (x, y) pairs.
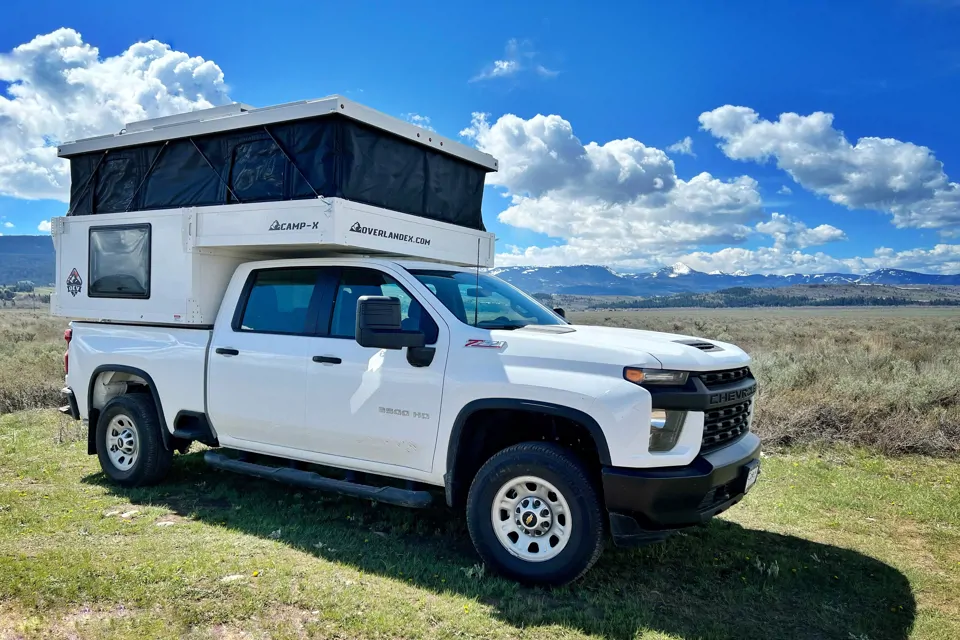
top-left (701, 399), bottom-right (752, 453)
top-left (698, 367), bottom-right (751, 387)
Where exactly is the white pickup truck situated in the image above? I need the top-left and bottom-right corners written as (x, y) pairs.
top-left (61, 255), bottom-right (760, 585)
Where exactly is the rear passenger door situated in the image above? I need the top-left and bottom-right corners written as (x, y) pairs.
top-left (207, 267), bottom-right (337, 449)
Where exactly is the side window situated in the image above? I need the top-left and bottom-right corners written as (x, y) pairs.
top-left (229, 139), bottom-right (286, 202)
top-left (88, 224), bottom-right (151, 299)
top-left (94, 156), bottom-right (139, 213)
top-left (329, 268), bottom-right (438, 343)
top-left (238, 268), bottom-right (318, 335)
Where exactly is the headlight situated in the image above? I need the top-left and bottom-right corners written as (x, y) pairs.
top-left (648, 409), bottom-right (687, 452)
top-left (623, 368), bottom-right (689, 386)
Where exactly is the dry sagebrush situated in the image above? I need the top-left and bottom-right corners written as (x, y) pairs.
top-left (574, 309), bottom-right (960, 457)
top-left (0, 311), bottom-right (65, 414)
top-left (2, 306), bottom-right (959, 456)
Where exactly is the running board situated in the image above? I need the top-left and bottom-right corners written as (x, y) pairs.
top-left (203, 451), bottom-right (434, 508)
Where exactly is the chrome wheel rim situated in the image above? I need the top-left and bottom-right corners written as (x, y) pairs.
top-left (105, 414), bottom-right (139, 471)
top-left (491, 475), bottom-right (572, 562)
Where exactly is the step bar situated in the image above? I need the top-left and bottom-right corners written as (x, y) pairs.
top-left (203, 451), bottom-right (434, 508)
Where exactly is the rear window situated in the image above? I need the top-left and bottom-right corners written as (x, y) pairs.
top-left (88, 224), bottom-right (151, 299)
top-left (238, 268), bottom-right (318, 335)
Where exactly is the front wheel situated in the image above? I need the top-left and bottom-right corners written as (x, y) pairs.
top-left (466, 442), bottom-right (605, 586)
top-left (96, 394), bottom-right (172, 487)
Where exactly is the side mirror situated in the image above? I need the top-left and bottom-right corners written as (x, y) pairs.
top-left (553, 307), bottom-right (566, 319)
top-left (355, 296), bottom-right (426, 350)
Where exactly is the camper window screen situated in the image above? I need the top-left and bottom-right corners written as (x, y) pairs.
top-left (88, 224), bottom-right (151, 299)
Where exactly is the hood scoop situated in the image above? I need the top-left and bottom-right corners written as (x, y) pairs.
top-left (674, 339), bottom-right (723, 352)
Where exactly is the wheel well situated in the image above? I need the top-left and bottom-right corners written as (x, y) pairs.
top-left (446, 406), bottom-right (606, 507)
top-left (87, 366), bottom-right (169, 455)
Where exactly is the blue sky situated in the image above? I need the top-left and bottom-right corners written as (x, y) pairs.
top-left (1, 0), bottom-right (959, 274)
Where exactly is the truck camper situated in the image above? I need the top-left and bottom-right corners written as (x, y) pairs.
top-left (56, 96), bottom-right (760, 585)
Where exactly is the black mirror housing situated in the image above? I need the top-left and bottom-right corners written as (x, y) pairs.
top-left (355, 296), bottom-right (426, 350)
top-left (553, 307), bottom-right (566, 319)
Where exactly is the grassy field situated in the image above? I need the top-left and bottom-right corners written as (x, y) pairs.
top-left (0, 308), bottom-right (63, 414)
top-left (1, 306), bottom-right (959, 637)
top-left (1, 410), bottom-right (958, 639)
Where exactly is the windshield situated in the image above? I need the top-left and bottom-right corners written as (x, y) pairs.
top-left (408, 269), bottom-right (566, 330)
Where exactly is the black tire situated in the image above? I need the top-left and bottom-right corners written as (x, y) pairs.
top-left (96, 394), bottom-right (172, 487)
top-left (466, 442), bottom-right (605, 586)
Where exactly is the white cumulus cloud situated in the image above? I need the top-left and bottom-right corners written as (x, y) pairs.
top-left (699, 106), bottom-right (960, 232)
top-left (37, 220), bottom-right (51, 232)
top-left (777, 185), bottom-right (792, 195)
top-left (461, 112), bottom-right (678, 202)
top-left (667, 136), bottom-right (695, 156)
top-left (755, 212), bottom-right (847, 249)
top-left (0, 28), bottom-right (230, 202)
top-left (462, 111), bottom-right (769, 268)
top-left (673, 243), bottom-right (960, 276)
top-left (2, 222), bottom-right (13, 228)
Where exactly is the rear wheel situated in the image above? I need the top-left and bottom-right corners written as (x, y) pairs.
top-left (96, 394), bottom-right (172, 487)
top-left (466, 442), bottom-right (605, 586)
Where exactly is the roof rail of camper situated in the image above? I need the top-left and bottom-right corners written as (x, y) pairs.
top-left (58, 95), bottom-right (498, 171)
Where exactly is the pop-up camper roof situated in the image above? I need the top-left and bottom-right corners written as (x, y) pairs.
top-left (52, 97), bottom-right (500, 325)
top-left (58, 96), bottom-right (498, 231)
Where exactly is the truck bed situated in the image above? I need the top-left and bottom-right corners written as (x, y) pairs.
top-left (67, 323), bottom-right (211, 434)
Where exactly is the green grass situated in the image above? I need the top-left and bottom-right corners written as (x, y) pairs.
top-left (1, 411), bottom-right (958, 639)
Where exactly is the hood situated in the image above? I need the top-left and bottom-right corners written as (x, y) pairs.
top-left (498, 324), bottom-right (750, 371)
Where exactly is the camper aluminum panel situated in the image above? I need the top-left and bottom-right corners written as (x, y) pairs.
top-left (51, 210), bottom-right (244, 325)
top-left (190, 198), bottom-right (494, 267)
top-left (57, 96), bottom-right (497, 171)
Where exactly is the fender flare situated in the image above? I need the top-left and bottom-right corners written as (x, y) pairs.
top-left (87, 364), bottom-right (172, 452)
top-left (443, 398), bottom-right (613, 506)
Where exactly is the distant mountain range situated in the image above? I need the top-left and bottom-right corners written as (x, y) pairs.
top-left (0, 236), bottom-right (55, 286)
top-left (2, 235), bottom-right (959, 297)
top-left (490, 263), bottom-right (960, 296)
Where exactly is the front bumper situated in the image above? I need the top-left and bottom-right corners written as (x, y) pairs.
top-left (602, 432), bottom-right (761, 546)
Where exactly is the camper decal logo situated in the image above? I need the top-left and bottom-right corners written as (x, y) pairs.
top-left (349, 221), bottom-right (431, 246)
top-left (269, 220), bottom-right (319, 231)
top-left (66, 268), bottom-right (83, 297)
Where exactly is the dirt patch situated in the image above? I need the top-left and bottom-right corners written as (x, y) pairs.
top-left (0, 604), bottom-right (135, 640)
top-left (207, 606), bottom-right (333, 640)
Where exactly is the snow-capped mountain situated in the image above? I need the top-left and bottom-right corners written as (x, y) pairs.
top-left (489, 264), bottom-right (960, 296)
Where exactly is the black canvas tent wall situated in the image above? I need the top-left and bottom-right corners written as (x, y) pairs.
top-left (58, 97), bottom-right (497, 231)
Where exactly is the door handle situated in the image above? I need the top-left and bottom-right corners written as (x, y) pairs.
top-left (312, 355), bottom-right (342, 365)
top-left (215, 347), bottom-right (240, 356)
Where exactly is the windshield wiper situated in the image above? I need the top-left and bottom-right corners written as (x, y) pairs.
top-left (477, 323), bottom-right (526, 330)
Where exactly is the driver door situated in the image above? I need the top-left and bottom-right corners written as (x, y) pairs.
top-left (302, 267), bottom-right (448, 472)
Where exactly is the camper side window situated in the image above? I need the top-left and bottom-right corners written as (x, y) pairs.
top-left (88, 224), bottom-right (151, 299)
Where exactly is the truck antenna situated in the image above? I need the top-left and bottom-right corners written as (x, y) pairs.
top-left (474, 237), bottom-right (481, 327)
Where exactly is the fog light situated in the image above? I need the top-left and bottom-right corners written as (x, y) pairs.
top-left (649, 410), bottom-right (687, 452)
